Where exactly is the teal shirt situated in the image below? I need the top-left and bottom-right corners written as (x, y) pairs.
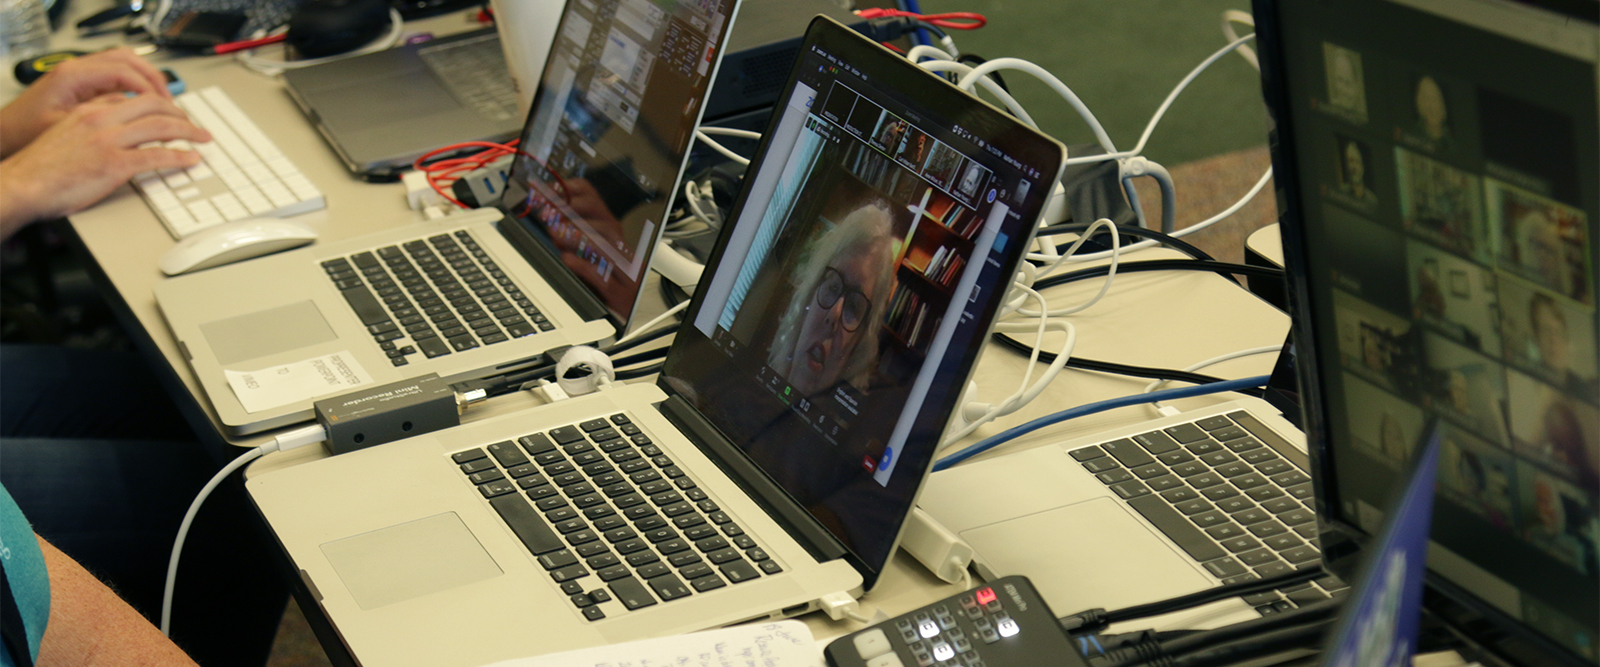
top-left (0, 483), bottom-right (49, 666)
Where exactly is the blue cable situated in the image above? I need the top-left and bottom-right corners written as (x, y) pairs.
top-left (932, 375), bottom-right (1270, 472)
top-left (900, 0), bottom-right (932, 47)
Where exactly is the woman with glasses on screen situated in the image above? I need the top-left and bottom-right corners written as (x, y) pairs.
top-left (766, 202), bottom-right (899, 398)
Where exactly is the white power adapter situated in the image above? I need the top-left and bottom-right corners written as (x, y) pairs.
top-left (899, 507), bottom-right (974, 584)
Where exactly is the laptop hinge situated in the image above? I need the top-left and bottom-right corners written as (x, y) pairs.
top-left (494, 218), bottom-right (613, 325)
top-left (658, 396), bottom-right (850, 564)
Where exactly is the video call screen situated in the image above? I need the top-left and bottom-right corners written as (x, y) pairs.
top-left (1276, 0), bottom-right (1599, 659)
top-left (662, 30), bottom-right (1060, 578)
top-left (499, 0), bottom-right (736, 323)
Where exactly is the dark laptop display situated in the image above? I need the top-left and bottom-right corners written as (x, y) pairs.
top-left (662, 20), bottom-right (1064, 586)
top-left (1257, 0), bottom-right (1599, 662)
top-left (499, 0), bottom-right (737, 326)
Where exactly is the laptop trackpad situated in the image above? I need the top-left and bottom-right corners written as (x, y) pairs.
top-left (200, 301), bottom-right (336, 366)
top-left (321, 513), bottom-right (502, 610)
top-left (961, 498), bottom-right (1211, 615)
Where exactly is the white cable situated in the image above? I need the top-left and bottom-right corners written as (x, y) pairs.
top-left (916, 61), bottom-right (1038, 129)
top-left (1221, 10), bottom-right (1260, 71)
top-left (1143, 344), bottom-right (1281, 412)
top-left (1059, 32), bottom-right (1259, 167)
top-left (696, 127), bottom-right (762, 140)
top-left (1017, 219), bottom-right (1119, 317)
top-left (937, 35), bottom-right (961, 58)
top-left (161, 424), bottom-right (326, 635)
top-left (234, 10), bottom-right (406, 76)
top-left (693, 130), bottom-right (750, 166)
top-left (955, 58), bottom-right (1118, 155)
top-left (683, 180), bottom-right (721, 228)
top-left (617, 300), bottom-right (688, 345)
top-left (1128, 33), bottom-right (1256, 159)
top-left (1119, 157), bottom-right (1177, 232)
top-left (1047, 165), bottom-right (1271, 265)
top-left (906, 44), bottom-right (956, 63)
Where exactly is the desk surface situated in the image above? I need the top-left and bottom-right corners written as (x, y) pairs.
top-left (27, 15), bottom-right (1291, 662)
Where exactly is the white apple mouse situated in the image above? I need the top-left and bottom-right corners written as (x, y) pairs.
top-left (159, 220), bottom-right (319, 276)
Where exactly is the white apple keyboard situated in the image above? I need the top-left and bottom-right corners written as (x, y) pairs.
top-left (131, 86), bottom-right (325, 239)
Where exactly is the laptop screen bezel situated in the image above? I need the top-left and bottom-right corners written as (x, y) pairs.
top-left (654, 16), bottom-right (1067, 591)
top-left (492, 0), bottom-right (745, 333)
top-left (1255, 0), bottom-right (1600, 664)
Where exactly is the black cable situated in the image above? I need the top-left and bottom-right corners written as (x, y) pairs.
top-left (615, 362), bottom-right (664, 381)
top-left (1034, 259), bottom-right (1284, 294)
top-left (1155, 598), bottom-right (1339, 661)
top-left (603, 323), bottom-right (679, 356)
top-left (990, 333), bottom-right (1264, 397)
top-left (610, 346), bottom-right (669, 369)
top-left (1106, 565), bottom-right (1322, 624)
top-left (1167, 617), bottom-right (1333, 667)
top-left (954, 54), bottom-right (1010, 93)
top-left (1039, 222), bottom-right (1216, 262)
top-left (1061, 565), bottom-right (1322, 632)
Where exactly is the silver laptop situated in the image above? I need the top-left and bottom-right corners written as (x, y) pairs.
top-left (155, 0), bottom-right (743, 435)
top-left (282, 24), bottom-right (551, 178)
top-left (246, 18), bottom-right (1066, 666)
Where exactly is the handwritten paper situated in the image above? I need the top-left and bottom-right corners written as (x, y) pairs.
top-left (480, 621), bottom-right (824, 667)
top-left (224, 352), bottom-right (373, 413)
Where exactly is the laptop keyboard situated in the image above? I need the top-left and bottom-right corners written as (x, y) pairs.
top-left (133, 86), bottom-right (326, 239)
top-left (452, 414), bottom-right (783, 621)
top-left (1070, 411), bottom-right (1349, 615)
top-left (319, 230), bottom-right (553, 365)
top-left (419, 33), bottom-right (519, 122)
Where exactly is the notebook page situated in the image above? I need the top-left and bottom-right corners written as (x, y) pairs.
top-left (480, 621), bottom-right (824, 667)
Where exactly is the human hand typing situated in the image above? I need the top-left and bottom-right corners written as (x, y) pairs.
top-left (0, 48), bottom-right (172, 158)
top-left (0, 94), bottom-right (212, 240)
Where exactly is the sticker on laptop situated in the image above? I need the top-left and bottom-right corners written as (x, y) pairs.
top-left (225, 352), bottom-right (374, 413)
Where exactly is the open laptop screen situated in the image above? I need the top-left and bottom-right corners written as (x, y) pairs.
top-left (662, 18), bottom-right (1064, 586)
top-left (498, 0), bottom-right (738, 325)
top-left (1261, 0), bottom-right (1599, 661)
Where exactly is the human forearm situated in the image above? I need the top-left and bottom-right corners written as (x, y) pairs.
top-left (35, 537), bottom-right (200, 667)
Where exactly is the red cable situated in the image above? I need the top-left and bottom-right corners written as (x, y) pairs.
top-left (412, 140), bottom-right (568, 210)
top-left (209, 33), bottom-right (287, 55)
top-left (854, 8), bottom-right (987, 30)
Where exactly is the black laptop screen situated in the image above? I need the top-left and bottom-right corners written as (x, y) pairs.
top-left (661, 19), bottom-right (1063, 586)
top-left (1262, 0), bottom-right (1600, 661)
top-left (498, 0), bottom-right (737, 325)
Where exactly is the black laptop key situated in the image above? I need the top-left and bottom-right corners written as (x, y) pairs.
top-left (690, 573), bottom-right (726, 592)
top-left (352, 251), bottom-right (380, 268)
top-left (1163, 423), bottom-right (1208, 444)
top-left (478, 480), bottom-right (515, 497)
top-left (452, 448), bottom-right (487, 464)
top-left (720, 560), bottom-right (760, 583)
top-left (415, 337), bottom-right (452, 359)
top-left (610, 577), bottom-right (656, 610)
top-left (459, 458), bottom-right (496, 474)
top-left (1246, 486), bottom-right (1286, 502)
top-left (1270, 470), bottom-right (1310, 487)
top-left (1094, 467), bottom-right (1132, 483)
top-left (1069, 446), bottom-right (1105, 461)
top-left (648, 573), bottom-right (692, 601)
top-left (490, 495), bottom-right (564, 555)
top-left (549, 426), bottom-right (585, 444)
top-left (1103, 439), bottom-right (1156, 467)
top-left (1131, 463), bottom-right (1167, 479)
top-left (598, 564), bottom-right (630, 581)
top-left (1082, 458), bottom-right (1120, 474)
top-left (626, 550), bottom-right (660, 567)
top-left (467, 469), bottom-right (504, 486)
top-left (1224, 437), bottom-right (1263, 453)
top-left (1203, 557), bottom-right (1247, 579)
top-left (539, 549), bottom-right (579, 570)
top-left (1221, 536), bottom-right (1262, 553)
top-left (340, 286), bottom-right (390, 326)
top-left (1133, 431), bottom-right (1180, 454)
top-left (447, 334), bottom-right (478, 352)
top-left (1147, 475), bottom-right (1184, 493)
top-left (1286, 484), bottom-right (1315, 500)
top-left (1111, 480), bottom-right (1151, 498)
top-left (487, 441), bottom-right (529, 468)
top-left (1186, 439), bottom-right (1222, 455)
top-left (1281, 545), bottom-right (1320, 564)
top-left (1127, 494), bottom-right (1227, 562)
top-left (1157, 449), bottom-right (1195, 465)
top-left (637, 562), bottom-right (671, 580)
